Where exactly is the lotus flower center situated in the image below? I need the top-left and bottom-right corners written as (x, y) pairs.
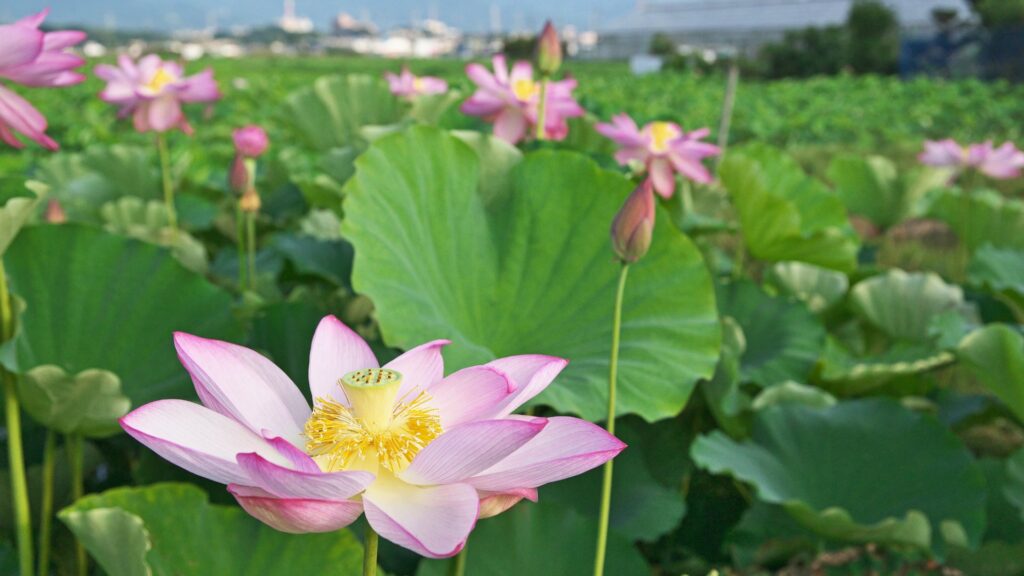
top-left (649, 122), bottom-right (681, 154)
top-left (512, 78), bottom-right (539, 102)
top-left (144, 66), bottom-right (177, 95)
top-left (412, 77), bottom-right (424, 92)
top-left (304, 368), bottom-right (442, 474)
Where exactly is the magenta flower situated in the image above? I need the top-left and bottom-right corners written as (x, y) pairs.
top-left (460, 55), bottom-right (584, 144)
top-left (385, 67), bottom-right (448, 99)
top-left (94, 54), bottom-right (221, 134)
top-left (233, 125), bottom-right (269, 158)
top-left (120, 316), bottom-right (624, 558)
top-left (612, 180), bottom-right (656, 264)
top-left (0, 9), bottom-right (86, 150)
top-left (919, 139), bottom-right (1024, 180)
top-left (596, 113), bottom-right (720, 199)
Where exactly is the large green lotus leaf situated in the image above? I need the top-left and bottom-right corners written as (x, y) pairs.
top-left (751, 381), bottom-right (836, 411)
top-left (416, 500), bottom-right (648, 576)
top-left (59, 483), bottom-right (364, 576)
top-left (727, 502), bottom-right (820, 568)
top-left (717, 280), bottom-right (825, 388)
top-left (248, 300), bottom-right (325, 394)
top-left (691, 399), bottom-right (986, 553)
top-left (3, 225), bottom-right (240, 404)
top-left (720, 144), bottom-right (859, 272)
top-left (958, 325), bottom-right (1024, 424)
top-left (947, 454), bottom-right (1024, 576)
top-left (267, 233), bottom-right (353, 288)
top-left (969, 245), bottom-right (1024, 314)
top-left (817, 336), bottom-right (954, 396)
top-left (827, 155), bottom-right (950, 229)
top-left (100, 196), bottom-right (209, 274)
top-left (928, 189), bottom-right (1024, 252)
top-left (34, 145), bottom-right (158, 222)
top-left (17, 365), bottom-right (130, 438)
top-left (702, 316), bottom-right (752, 437)
top-left (284, 74), bottom-right (403, 151)
top-left (342, 127), bottom-right (719, 421)
top-left (849, 270), bottom-right (963, 342)
top-left (0, 182), bottom-right (44, 256)
top-left (766, 261), bottom-right (849, 314)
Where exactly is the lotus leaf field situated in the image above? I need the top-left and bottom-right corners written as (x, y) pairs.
top-left (2, 16), bottom-right (1024, 576)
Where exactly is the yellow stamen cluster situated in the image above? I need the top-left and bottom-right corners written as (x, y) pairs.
top-left (512, 78), bottom-right (539, 102)
top-left (304, 369), bottom-right (442, 473)
top-left (649, 121), bottom-right (681, 153)
top-left (144, 66), bottom-right (176, 94)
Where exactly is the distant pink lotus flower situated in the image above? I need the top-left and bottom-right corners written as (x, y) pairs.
top-left (385, 66), bottom-right (448, 99)
top-left (95, 54), bottom-right (221, 134)
top-left (120, 316), bottom-right (624, 558)
top-left (461, 54), bottom-right (584, 144)
top-left (233, 125), bottom-right (268, 158)
top-left (919, 139), bottom-right (1024, 180)
top-left (596, 113), bottom-right (720, 199)
top-left (0, 9), bottom-right (86, 150)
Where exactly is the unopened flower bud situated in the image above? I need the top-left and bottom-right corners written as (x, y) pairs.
top-left (45, 199), bottom-right (66, 224)
top-left (232, 125), bottom-right (269, 158)
top-left (229, 154), bottom-right (248, 192)
top-left (611, 180), bottom-right (655, 263)
top-left (537, 21), bottom-right (562, 76)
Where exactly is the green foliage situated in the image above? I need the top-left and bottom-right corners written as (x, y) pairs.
top-left (846, 0), bottom-right (900, 75)
top-left (958, 325), bottom-right (1024, 424)
top-left (283, 74), bottom-right (403, 151)
top-left (17, 366), bottom-right (129, 438)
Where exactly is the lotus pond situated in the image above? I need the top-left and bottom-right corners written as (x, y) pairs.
top-left (2, 16), bottom-right (1024, 576)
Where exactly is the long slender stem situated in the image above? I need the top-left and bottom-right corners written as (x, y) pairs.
top-left (535, 77), bottom-right (549, 141)
top-left (235, 206), bottom-right (247, 290)
top-left (1, 261), bottom-right (33, 576)
top-left (716, 61), bottom-right (740, 167)
top-left (362, 526), bottom-right (379, 576)
top-left (594, 264), bottom-right (630, 576)
top-left (36, 430), bottom-right (56, 576)
top-left (246, 212), bottom-right (257, 292)
top-left (156, 133), bottom-right (178, 232)
top-left (66, 435), bottom-right (86, 576)
top-left (449, 542), bottom-right (468, 576)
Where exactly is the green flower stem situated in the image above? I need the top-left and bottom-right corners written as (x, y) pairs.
top-left (245, 212), bottom-right (257, 292)
top-left (235, 206), bottom-right (247, 290)
top-left (593, 263), bottom-right (629, 576)
top-left (535, 77), bottom-right (549, 141)
top-left (449, 542), bottom-right (468, 576)
top-left (156, 133), bottom-right (178, 232)
top-left (66, 434), bottom-right (86, 576)
top-left (363, 526), bottom-right (379, 576)
top-left (37, 430), bottom-right (56, 576)
top-left (1, 260), bottom-right (33, 576)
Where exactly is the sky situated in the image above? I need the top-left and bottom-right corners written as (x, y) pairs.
top-left (5, 0), bottom-right (637, 33)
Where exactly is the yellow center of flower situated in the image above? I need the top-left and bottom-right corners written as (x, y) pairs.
top-left (412, 77), bottom-right (424, 92)
top-left (144, 66), bottom-right (177, 94)
top-left (649, 121), bottom-right (681, 153)
top-left (304, 368), bottom-right (442, 474)
top-left (512, 78), bottom-right (539, 102)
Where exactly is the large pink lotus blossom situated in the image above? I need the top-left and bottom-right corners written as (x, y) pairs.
top-left (460, 55), bottom-right (584, 144)
top-left (0, 9), bottom-right (86, 150)
top-left (596, 113), bottom-right (720, 199)
top-left (385, 67), bottom-right (448, 99)
top-left (919, 139), bottom-right (1024, 180)
top-left (94, 54), bottom-right (221, 134)
top-left (120, 316), bottom-right (624, 558)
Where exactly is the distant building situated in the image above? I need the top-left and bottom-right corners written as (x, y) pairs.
top-left (332, 12), bottom-right (377, 36)
top-left (592, 0), bottom-right (973, 58)
top-left (279, 0), bottom-right (314, 34)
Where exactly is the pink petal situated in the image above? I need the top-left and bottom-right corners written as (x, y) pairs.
top-left (363, 478), bottom-right (478, 558)
top-left (384, 339), bottom-right (449, 399)
top-left (3, 52), bottom-right (86, 87)
top-left (595, 113), bottom-right (647, 149)
top-left (261, 433), bottom-right (321, 473)
top-left (459, 93), bottom-right (506, 117)
top-left (174, 332), bottom-right (311, 444)
top-left (42, 30), bottom-right (86, 51)
top-left (493, 108), bottom-right (528, 144)
top-left (0, 24), bottom-right (43, 71)
top-left (467, 417), bottom-right (625, 492)
top-left (477, 488), bottom-right (537, 519)
top-left (465, 63), bottom-right (502, 94)
top-left (236, 452), bottom-right (373, 499)
top-left (119, 399), bottom-right (290, 485)
top-left (177, 68), bottom-right (221, 103)
top-left (418, 77), bottom-right (448, 94)
top-left (228, 485), bottom-right (363, 533)
top-left (308, 315), bottom-right (379, 406)
top-left (649, 157), bottom-right (676, 198)
top-left (401, 419), bottom-right (546, 485)
top-left (509, 60), bottom-right (534, 85)
top-left (668, 150), bottom-right (714, 184)
top-left (491, 54), bottom-right (510, 85)
top-left (0, 84), bottom-right (56, 150)
top-left (486, 355), bottom-right (568, 418)
top-left (144, 95), bottom-right (184, 132)
top-left (428, 366), bottom-right (516, 428)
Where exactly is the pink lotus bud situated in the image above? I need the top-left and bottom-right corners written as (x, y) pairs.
top-left (611, 180), bottom-right (655, 263)
top-left (537, 21), bottom-right (562, 76)
top-left (45, 199), bottom-right (67, 224)
top-left (232, 125), bottom-right (268, 158)
top-left (229, 154), bottom-right (248, 192)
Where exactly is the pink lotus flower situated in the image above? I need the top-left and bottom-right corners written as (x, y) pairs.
top-left (460, 55), bottom-right (584, 144)
top-left (596, 113), bottom-right (720, 199)
top-left (95, 54), bottom-right (221, 134)
top-left (385, 67), bottom-right (448, 99)
top-left (233, 125), bottom-right (269, 158)
top-left (919, 139), bottom-right (1024, 180)
top-left (120, 316), bottom-right (624, 558)
top-left (0, 9), bottom-right (86, 150)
